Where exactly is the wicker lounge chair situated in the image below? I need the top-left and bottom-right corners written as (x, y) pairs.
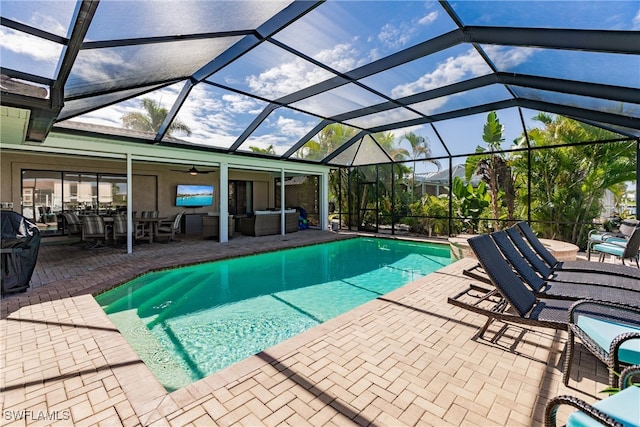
top-left (447, 234), bottom-right (636, 340)
top-left (464, 229), bottom-right (640, 291)
top-left (510, 223), bottom-right (640, 283)
top-left (492, 230), bottom-right (640, 302)
top-left (545, 365), bottom-right (640, 427)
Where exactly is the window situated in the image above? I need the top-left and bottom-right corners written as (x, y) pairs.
top-left (21, 170), bottom-right (128, 236)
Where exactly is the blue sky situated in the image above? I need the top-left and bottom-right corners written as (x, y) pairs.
top-left (1, 0), bottom-right (638, 158)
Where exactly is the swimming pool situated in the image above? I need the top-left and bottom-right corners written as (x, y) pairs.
top-left (96, 237), bottom-right (451, 391)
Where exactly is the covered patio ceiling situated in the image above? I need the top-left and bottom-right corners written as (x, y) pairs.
top-left (1, 0), bottom-right (638, 167)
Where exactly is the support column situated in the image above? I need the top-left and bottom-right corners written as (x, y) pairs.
top-left (126, 153), bottom-right (133, 254)
top-left (321, 171), bottom-right (329, 230)
top-left (219, 162), bottom-right (229, 242)
top-left (281, 168), bottom-right (286, 235)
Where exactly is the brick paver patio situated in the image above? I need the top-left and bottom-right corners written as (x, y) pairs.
top-left (1, 230), bottom-right (611, 426)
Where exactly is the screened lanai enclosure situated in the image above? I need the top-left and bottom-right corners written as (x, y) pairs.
top-left (1, 0), bottom-right (638, 249)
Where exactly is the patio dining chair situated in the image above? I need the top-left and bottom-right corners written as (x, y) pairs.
top-left (111, 214), bottom-right (128, 246)
top-left (61, 211), bottom-right (83, 242)
top-left (545, 365), bottom-right (640, 427)
top-left (80, 214), bottom-right (106, 248)
top-left (156, 212), bottom-right (183, 242)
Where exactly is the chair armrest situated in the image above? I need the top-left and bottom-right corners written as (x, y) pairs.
top-left (544, 395), bottom-right (622, 427)
top-left (602, 236), bottom-right (629, 245)
top-left (620, 365), bottom-right (640, 388)
top-left (568, 300), bottom-right (640, 323)
top-left (609, 332), bottom-right (640, 364)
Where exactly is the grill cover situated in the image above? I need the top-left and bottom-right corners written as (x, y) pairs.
top-left (1, 210), bottom-right (41, 293)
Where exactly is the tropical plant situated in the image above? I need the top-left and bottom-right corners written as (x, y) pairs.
top-left (510, 113), bottom-right (636, 247)
top-left (408, 194), bottom-right (451, 236)
top-left (121, 98), bottom-right (191, 136)
top-left (465, 111), bottom-right (515, 231)
top-left (451, 176), bottom-right (490, 233)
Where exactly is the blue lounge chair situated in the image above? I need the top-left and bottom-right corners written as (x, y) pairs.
top-left (565, 312), bottom-right (640, 388)
top-left (591, 227), bottom-right (640, 267)
top-left (587, 219), bottom-right (639, 261)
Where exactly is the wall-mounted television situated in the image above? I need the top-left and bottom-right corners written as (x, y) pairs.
top-left (176, 184), bottom-right (214, 207)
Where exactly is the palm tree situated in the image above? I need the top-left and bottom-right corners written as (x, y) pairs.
top-left (121, 98), bottom-right (191, 137)
top-left (298, 123), bottom-right (359, 161)
top-left (401, 132), bottom-right (441, 202)
top-left (249, 144), bottom-right (276, 154)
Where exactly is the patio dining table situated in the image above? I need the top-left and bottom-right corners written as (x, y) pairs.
top-left (134, 216), bottom-right (167, 243)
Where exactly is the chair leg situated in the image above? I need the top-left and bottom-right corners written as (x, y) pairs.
top-left (563, 330), bottom-right (575, 386)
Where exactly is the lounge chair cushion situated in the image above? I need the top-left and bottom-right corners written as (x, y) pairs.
top-left (592, 242), bottom-right (627, 257)
top-left (566, 385), bottom-right (640, 427)
top-left (576, 316), bottom-right (640, 365)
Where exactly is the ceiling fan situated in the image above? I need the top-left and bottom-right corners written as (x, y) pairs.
top-left (171, 165), bottom-right (215, 175)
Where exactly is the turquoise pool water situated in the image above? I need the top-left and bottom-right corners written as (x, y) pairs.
top-left (96, 237), bottom-right (451, 390)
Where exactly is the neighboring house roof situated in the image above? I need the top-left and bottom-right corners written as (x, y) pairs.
top-left (416, 164), bottom-right (482, 187)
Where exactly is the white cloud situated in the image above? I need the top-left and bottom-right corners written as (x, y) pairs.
top-left (29, 11), bottom-right (68, 37)
top-left (391, 46), bottom-right (533, 98)
top-left (633, 9), bottom-right (640, 29)
top-left (378, 22), bottom-right (412, 51)
top-left (418, 11), bottom-right (439, 26)
top-left (0, 28), bottom-right (61, 63)
top-left (315, 43), bottom-right (363, 73)
top-left (483, 45), bottom-right (534, 70)
top-left (377, 8), bottom-right (439, 51)
top-left (246, 58), bottom-right (334, 99)
top-left (391, 48), bottom-right (490, 98)
top-left (272, 115), bottom-right (310, 140)
top-left (243, 134), bottom-right (288, 154)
